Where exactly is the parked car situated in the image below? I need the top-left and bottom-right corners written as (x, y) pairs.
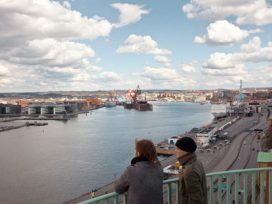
top-left (219, 131), bottom-right (229, 138)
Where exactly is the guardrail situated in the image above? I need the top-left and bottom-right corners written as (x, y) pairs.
top-left (78, 167), bottom-right (272, 204)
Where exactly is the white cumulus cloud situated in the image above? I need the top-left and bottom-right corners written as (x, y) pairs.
top-left (0, 0), bottom-right (143, 91)
top-left (194, 20), bottom-right (260, 45)
top-left (63, 1), bottom-right (71, 9)
top-left (111, 3), bottom-right (149, 28)
top-left (3, 38), bottom-right (95, 67)
top-left (203, 52), bottom-right (240, 69)
top-left (142, 67), bottom-right (179, 81)
top-left (117, 35), bottom-right (171, 56)
top-left (237, 37), bottom-right (272, 63)
top-left (182, 0), bottom-right (272, 26)
top-left (240, 36), bottom-right (261, 53)
top-left (181, 63), bottom-right (197, 73)
top-left (201, 37), bottom-right (272, 80)
top-left (0, 0), bottom-right (113, 45)
top-left (201, 64), bottom-right (247, 76)
top-left (0, 64), bottom-right (9, 77)
top-left (117, 35), bottom-right (172, 66)
top-left (95, 71), bottom-right (121, 82)
top-left (154, 56), bottom-right (171, 67)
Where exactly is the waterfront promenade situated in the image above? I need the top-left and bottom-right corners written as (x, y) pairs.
top-left (66, 108), bottom-right (268, 204)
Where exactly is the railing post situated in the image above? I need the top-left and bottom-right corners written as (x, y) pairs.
top-left (234, 174), bottom-right (239, 204)
top-left (122, 194), bottom-right (127, 204)
top-left (251, 172), bottom-right (256, 204)
top-left (243, 173), bottom-right (248, 204)
top-left (226, 175), bottom-right (231, 204)
top-left (175, 181), bottom-right (180, 204)
top-left (269, 170), bottom-right (272, 204)
top-left (260, 171), bottom-right (264, 204)
top-left (217, 175), bottom-right (222, 204)
top-left (113, 195), bottom-right (118, 204)
top-left (209, 176), bottom-right (214, 204)
top-left (167, 183), bottom-right (172, 204)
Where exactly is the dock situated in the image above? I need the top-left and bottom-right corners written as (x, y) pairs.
top-left (0, 121), bottom-right (48, 132)
top-left (25, 121), bottom-right (48, 126)
top-left (155, 116), bottom-right (240, 156)
top-left (156, 140), bottom-right (175, 156)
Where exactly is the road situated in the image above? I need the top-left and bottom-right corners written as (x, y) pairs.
top-left (211, 107), bottom-right (269, 204)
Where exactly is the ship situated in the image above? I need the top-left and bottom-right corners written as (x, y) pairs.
top-left (124, 85), bottom-right (153, 111)
top-left (134, 100), bottom-right (153, 111)
top-left (123, 100), bottom-right (133, 109)
top-left (104, 101), bottom-right (116, 108)
top-left (104, 91), bottom-right (117, 108)
top-left (211, 103), bottom-right (231, 118)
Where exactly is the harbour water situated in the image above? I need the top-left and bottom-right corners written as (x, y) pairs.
top-left (0, 102), bottom-right (213, 204)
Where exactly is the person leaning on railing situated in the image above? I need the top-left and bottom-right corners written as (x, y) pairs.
top-left (114, 139), bottom-right (163, 204)
top-left (175, 137), bottom-right (207, 204)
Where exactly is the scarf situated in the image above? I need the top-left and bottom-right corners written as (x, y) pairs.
top-left (130, 156), bottom-right (149, 165)
top-left (177, 153), bottom-right (196, 179)
top-left (178, 152), bottom-right (196, 167)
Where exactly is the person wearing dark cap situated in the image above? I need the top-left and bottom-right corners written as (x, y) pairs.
top-left (175, 137), bottom-right (207, 204)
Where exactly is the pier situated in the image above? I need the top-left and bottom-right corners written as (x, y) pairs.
top-left (25, 121), bottom-right (48, 126)
top-left (0, 121), bottom-right (48, 132)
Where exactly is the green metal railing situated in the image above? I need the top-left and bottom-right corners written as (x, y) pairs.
top-left (79, 167), bottom-right (272, 204)
top-left (207, 167), bottom-right (272, 204)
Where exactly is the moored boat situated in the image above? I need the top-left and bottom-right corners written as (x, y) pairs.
top-left (104, 101), bottom-right (116, 108)
top-left (124, 85), bottom-right (152, 111)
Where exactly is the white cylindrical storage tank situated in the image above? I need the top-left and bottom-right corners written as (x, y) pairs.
top-left (5, 106), bottom-right (10, 114)
top-left (28, 107), bottom-right (36, 115)
top-left (40, 107), bottom-right (48, 115)
top-left (53, 105), bottom-right (65, 115)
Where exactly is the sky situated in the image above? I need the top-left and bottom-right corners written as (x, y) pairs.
top-left (0, 0), bottom-right (272, 92)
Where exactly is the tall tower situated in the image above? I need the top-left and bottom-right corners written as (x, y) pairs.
top-left (240, 80), bottom-right (243, 95)
top-left (235, 79), bottom-right (245, 104)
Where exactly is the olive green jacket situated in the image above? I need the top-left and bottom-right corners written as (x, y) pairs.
top-left (178, 153), bottom-right (207, 204)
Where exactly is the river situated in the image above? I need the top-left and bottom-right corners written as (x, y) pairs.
top-left (0, 102), bottom-right (213, 204)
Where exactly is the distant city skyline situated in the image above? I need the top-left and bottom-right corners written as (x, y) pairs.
top-left (0, 0), bottom-right (272, 92)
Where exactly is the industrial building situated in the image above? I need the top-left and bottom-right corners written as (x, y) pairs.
top-left (63, 100), bottom-right (89, 111)
top-left (27, 104), bottom-right (69, 115)
top-left (0, 104), bottom-right (21, 114)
